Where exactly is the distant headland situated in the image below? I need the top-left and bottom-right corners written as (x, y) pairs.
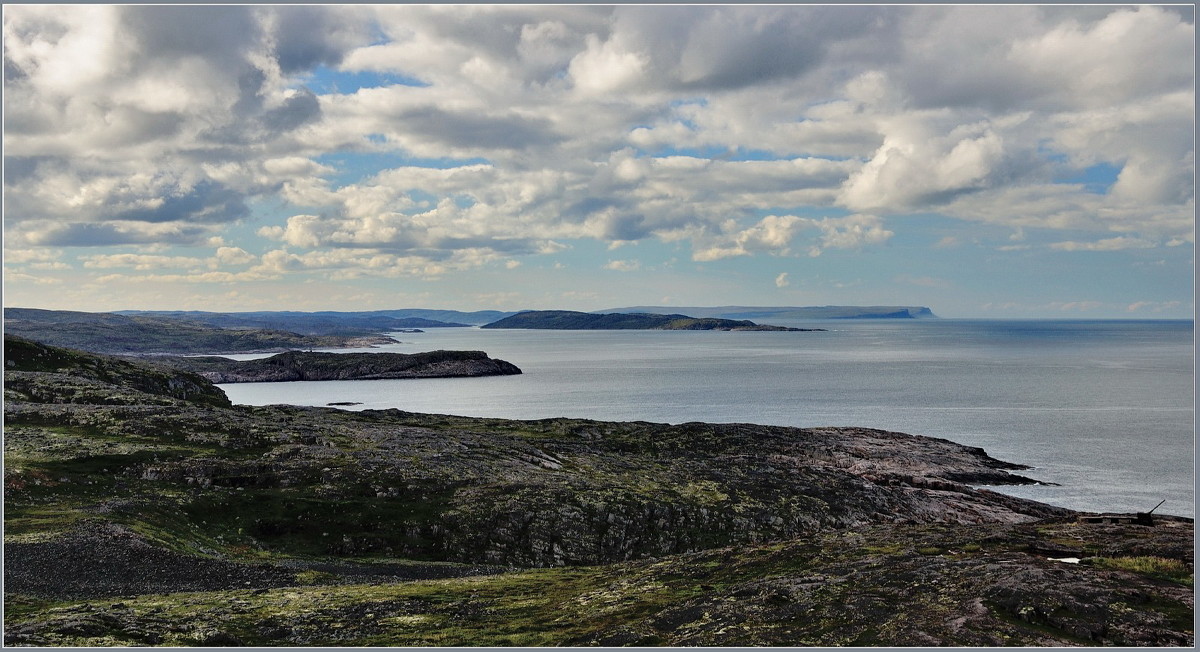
top-left (480, 310), bottom-right (824, 331)
top-left (600, 305), bottom-right (938, 320)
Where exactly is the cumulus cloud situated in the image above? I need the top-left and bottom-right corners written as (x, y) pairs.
top-left (4, 271), bottom-right (63, 285)
top-left (603, 259), bottom-right (641, 272)
top-left (775, 272), bottom-right (790, 288)
top-left (808, 214), bottom-right (894, 256)
top-left (1, 4), bottom-right (373, 243)
top-left (3, 248), bottom-right (62, 264)
top-left (12, 221), bottom-right (218, 248)
top-left (2, 4), bottom-right (1193, 291)
top-left (839, 119), bottom-right (1009, 211)
top-left (694, 213), bottom-right (892, 261)
top-left (1048, 237), bottom-right (1157, 252)
top-left (82, 254), bottom-right (209, 271)
top-left (569, 33), bottom-right (647, 95)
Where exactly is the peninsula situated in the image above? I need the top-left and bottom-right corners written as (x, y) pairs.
top-left (3, 335), bottom-right (1191, 647)
top-left (481, 310), bottom-right (823, 331)
top-left (114, 310), bottom-right (472, 334)
top-left (152, 349), bottom-right (522, 383)
top-left (3, 308), bottom-right (397, 355)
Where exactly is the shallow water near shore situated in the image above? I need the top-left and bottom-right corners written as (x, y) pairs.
top-left (219, 319), bottom-right (1195, 518)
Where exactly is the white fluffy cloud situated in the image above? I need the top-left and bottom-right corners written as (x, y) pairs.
top-left (1049, 237), bottom-right (1157, 252)
top-left (2, 4), bottom-right (1193, 288)
top-left (694, 213), bottom-right (893, 261)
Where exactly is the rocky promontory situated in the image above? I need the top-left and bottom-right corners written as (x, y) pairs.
top-left (152, 349), bottom-right (522, 383)
top-left (3, 337), bottom-right (1192, 647)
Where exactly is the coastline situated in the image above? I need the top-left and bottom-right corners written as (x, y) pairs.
top-left (4, 334), bottom-right (1194, 646)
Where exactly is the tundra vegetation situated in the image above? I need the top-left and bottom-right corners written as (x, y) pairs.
top-left (2, 334), bottom-right (1192, 647)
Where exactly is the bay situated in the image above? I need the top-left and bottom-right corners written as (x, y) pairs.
top-left (218, 319), bottom-right (1195, 518)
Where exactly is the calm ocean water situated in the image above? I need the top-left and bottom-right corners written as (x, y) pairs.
top-left (219, 320), bottom-right (1195, 517)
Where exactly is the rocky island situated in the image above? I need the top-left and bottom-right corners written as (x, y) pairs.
top-left (3, 335), bottom-right (1192, 646)
top-left (481, 310), bottom-right (823, 331)
top-left (151, 350), bottom-right (522, 383)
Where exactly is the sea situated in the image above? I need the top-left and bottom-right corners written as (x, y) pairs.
top-left (217, 319), bottom-right (1195, 518)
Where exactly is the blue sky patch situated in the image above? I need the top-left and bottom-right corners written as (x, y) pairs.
top-left (1057, 162), bottom-right (1123, 195)
top-left (302, 66), bottom-right (429, 95)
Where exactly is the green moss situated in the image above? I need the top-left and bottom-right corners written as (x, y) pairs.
top-left (863, 544), bottom-right (904, 555)
top-left (3, 505), bottom-right (89, 541)
top-left (295, 570), bottom-right (340, 586)
top-left (677, 480), bottom-right (730, 505)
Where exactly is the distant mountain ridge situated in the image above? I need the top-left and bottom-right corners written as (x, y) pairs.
top-left (599, 305), bottom-right (937, 320)
top-left (113, 309), bottom-right (501, 332)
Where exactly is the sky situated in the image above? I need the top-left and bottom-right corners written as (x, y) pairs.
top-left (2, 4), bottom-right (1195, 318)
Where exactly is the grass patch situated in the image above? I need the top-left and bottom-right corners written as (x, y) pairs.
top-left (295, 570), bottom-right (339, 586)
top-left (3, 505), bottom-right (89, 540)
top-left (1092, 556), bottom-right (1193, 586)
top-left (3, 593), bottom-right (71, 620)
top-left (863, 544), bottom-right (903, 555)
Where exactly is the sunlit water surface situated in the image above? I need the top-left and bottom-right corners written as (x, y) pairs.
top-left (219, 320), bottom-right (1194, 517)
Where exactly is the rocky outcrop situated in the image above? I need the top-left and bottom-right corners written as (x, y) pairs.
top-left (4, 335), bottom-right (231, 408)
top-left (153, 350), bottom-right (522, 383)
top-left (5, 339), bottom-right (1068, 570)
top-left (3, 521), bottom-right (504, 600)
top-left (4, 519), bottom-right (1193, 647)
top-left (4, 339), bottom-right (1191, 647)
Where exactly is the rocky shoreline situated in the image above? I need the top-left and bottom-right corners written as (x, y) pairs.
top-left (3, 335), bottom-right (1193, 646)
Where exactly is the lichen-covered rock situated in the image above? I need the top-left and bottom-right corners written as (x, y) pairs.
top-left (4, 335), bottom-right (230, 407)
top-left (5, 342), bottom-right (1067, 569)
top-left (4, 337), bottom-right (1190, 647)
